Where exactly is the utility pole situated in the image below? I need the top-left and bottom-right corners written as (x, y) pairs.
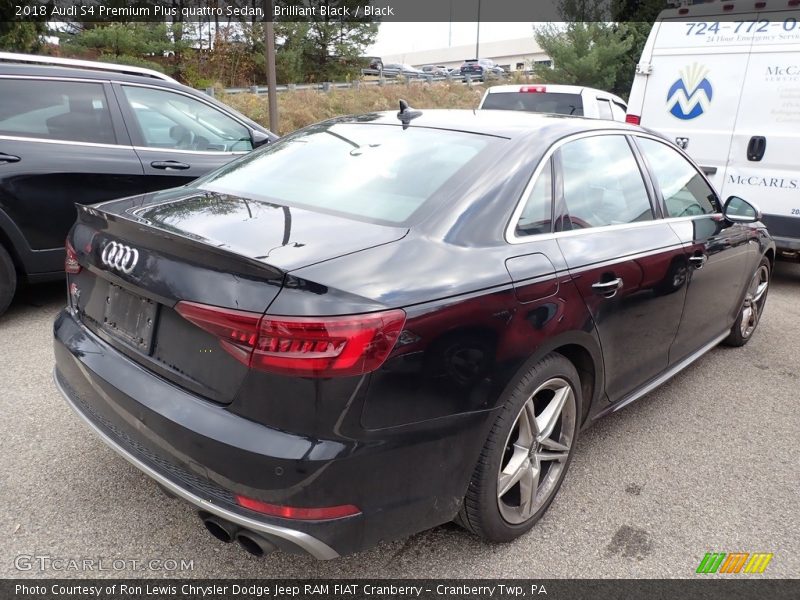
top-left (264, 0), bottom-right (279, 133)
top-left (475, 0), bottom-right (481, 59)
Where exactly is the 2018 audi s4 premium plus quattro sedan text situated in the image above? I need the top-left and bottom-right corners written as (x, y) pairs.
top-left (54, 108), bottom-right (774, 558)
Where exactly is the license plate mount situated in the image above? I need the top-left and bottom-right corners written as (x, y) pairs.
top-left (102, 284), bottom-right (158, 354)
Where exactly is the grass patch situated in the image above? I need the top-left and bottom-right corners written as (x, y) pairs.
top-left (221, 81), bottom-right (491, 135)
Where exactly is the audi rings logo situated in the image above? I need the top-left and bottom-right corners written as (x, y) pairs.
top-left (101, 242), bottom-right (139, 274)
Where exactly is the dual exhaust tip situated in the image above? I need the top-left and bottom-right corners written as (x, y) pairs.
top-left (200, 512), bottom-right (277, 557)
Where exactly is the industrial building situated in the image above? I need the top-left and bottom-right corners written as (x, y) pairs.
top-left (380, 37), bottom-right (551, 72)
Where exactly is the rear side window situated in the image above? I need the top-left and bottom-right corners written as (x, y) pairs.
top-left (559, 135), bottom-right (653, 229)
top-left (596, 99), bottom-right (613, 120)
top-left (636, 138), bottom-right (720, 217)
top-left (515, 158), bottom-right (553, 237)
top-left (482, 92), bottom-right (584, 116)
top-left (0, 79), bottom-right (115, 144)
top-left (198, 123), bottom-right (494, 224)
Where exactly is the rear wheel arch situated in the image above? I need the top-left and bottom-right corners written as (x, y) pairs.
top-left (500, 331), bottom-right (603, 427)
top-left (764, 248), bottom-right (775, 271)
top-left (551, 343), bottom-right (596, 425)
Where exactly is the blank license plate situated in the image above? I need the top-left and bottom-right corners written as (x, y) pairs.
top-left (102, 284), bottom-right (158, 353)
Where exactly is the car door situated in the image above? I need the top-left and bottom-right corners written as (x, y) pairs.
top-left (0, 77), bottom-right (143, 274)
top-left (113, 83), bottom-right (255, 192)
top-left (554, 133), bottom-right (689, 402)
top-left (634, 136), bottom-right (760, 363)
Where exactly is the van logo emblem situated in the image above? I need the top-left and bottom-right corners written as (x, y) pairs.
top-left (667, 63), bottom-right (713, 120)
top-left (101, 241), bottom-right (139, 274)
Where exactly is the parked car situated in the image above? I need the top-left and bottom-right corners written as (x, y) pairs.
top-left (460, 58), bottom-right (505, 81)
top-left (0, 52), bottom-right (277, 316)
top-left (480, 84), bottom-right (628, 121)
top-left (420, 65), bottom-right (449, 77)
top-left (364, 56), bottom-right (383, 71)
top-left (627, 4), bottom-right (800, 259)
top-left (383, 63), bottom-right (424, 78)
top-left (54, 108), bottom-right (774, 560)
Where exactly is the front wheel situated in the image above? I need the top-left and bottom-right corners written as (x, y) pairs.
top-left (457, 353), bottom-right (581, 542)
top-left (723, 256), bottom-right (770, 347)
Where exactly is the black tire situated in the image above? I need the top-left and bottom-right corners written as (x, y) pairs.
top-left (457, 353), bottom-right (582, 542)
top-left (723, 256), bottom-right (770, 347)
top-left (0, 244), bottom-right (17, 317)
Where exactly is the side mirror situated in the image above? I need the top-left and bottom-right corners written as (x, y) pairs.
top-left (250, 129), bottom-right (272, 148)
top-left (723, 196), bottom-right (761, 224)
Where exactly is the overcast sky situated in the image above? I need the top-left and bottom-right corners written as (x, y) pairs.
top-left (367, 22), bottom-right (538, 56)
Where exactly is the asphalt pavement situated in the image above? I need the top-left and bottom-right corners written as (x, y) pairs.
top-left (1, 262), bottom-right (798, 578)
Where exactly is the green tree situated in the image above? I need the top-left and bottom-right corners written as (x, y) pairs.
top-left (276, 1), bottom-right (378, 82)
top-left (533, 22), bottom-right (633, 92)
top-left (533, 0), bottom-right (664, 99)
top-left (60, 22), bottom-right (178, 58)
top-left (610, 0), bottom-right (665, 98)
top-left (0, 0), bottom-right (47, 53)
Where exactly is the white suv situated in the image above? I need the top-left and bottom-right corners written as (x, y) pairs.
top-left (479, 84), bottom-right (627, 122)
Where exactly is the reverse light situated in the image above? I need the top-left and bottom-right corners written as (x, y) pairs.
top-left (175, 301), bottom-right (406, 378)
top-left (625, 114), bottom-right (641, 125)
top-left (65, 238), bottom-right (81, 274)
top-left (520, 85), bottom-right (546, 93)
top-left (235, 495), bottom-right (361, 520)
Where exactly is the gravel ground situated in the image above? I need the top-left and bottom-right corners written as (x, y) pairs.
top-left (1, 262), bottom-right (798, 579)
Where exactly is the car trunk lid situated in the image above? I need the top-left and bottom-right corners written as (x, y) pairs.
top-left (67, 191), bottom-right (408, 404)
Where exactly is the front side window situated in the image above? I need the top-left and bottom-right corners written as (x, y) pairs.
top-left (636, 138), bottom-right (720, 217)
top-left (121, 86), bottom-right (252, 153)
top-left (196, 123), bottom-right (495, 224)
top-left (559, 135), bottom-right (653, 229)
top-left (515, 158), bottom-right (553, 237)
top-left (0, 79), bottom-right (114, 144)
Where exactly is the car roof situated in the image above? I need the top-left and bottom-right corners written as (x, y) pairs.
top-left (485, 84), bottom-right (627, 104)
top-left (328, 109), bottom-right (644, 140)
top-left (0, 61), bottom-right (189, 90)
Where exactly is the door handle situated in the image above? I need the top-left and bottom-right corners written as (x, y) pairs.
top-left (591, 278), bottom-right (623, 297)
top-left (0, 153), bottom-right (21, 164)
top-left (689, 254), bottom-right (708, 269)
top-left (746, 136), bottom-right (766, 161)
top-left (150, 160), bottom-right (190, 170)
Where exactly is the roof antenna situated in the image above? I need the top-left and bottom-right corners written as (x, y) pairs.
top-left (397, 100), bottom-right (422, 130)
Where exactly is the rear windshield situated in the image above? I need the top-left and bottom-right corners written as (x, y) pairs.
top-left (196, 122), bottom-right (495, 224)
top-left (483, 92), bottom-right (584, 117)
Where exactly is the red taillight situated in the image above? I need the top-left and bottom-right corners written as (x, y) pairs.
top-left (625, 114), bottom-right (641, 125)
top-left (236, 495), bottom-right (361, 520)
top-left (520, 85), bottom-right (546, 93)
top-left (175, 301), bottom-right (406, 378)
top-left (65, 238), bottom-right (81, 274)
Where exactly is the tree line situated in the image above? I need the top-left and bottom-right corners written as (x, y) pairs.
top-left (1, 0), bottom-right (665, 98)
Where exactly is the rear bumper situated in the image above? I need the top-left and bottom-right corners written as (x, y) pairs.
top-left (53, 308), bottom-right (491, 556)
top-left (53, 369), bottom-right (339, 559)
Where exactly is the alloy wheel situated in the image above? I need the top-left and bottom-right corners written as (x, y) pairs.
top-left (497, 377), bottom-right (576, 524)
top-left (740, 264), bottom-right (769, 339)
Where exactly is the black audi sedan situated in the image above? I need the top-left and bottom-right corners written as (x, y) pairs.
top-left (54, 109), bottom-right (774, 559)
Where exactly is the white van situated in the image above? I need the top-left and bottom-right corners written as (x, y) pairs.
top-left (627, 0), bottom-right (800, 257)
top-left (479, 84), bottom-right (628, 121)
